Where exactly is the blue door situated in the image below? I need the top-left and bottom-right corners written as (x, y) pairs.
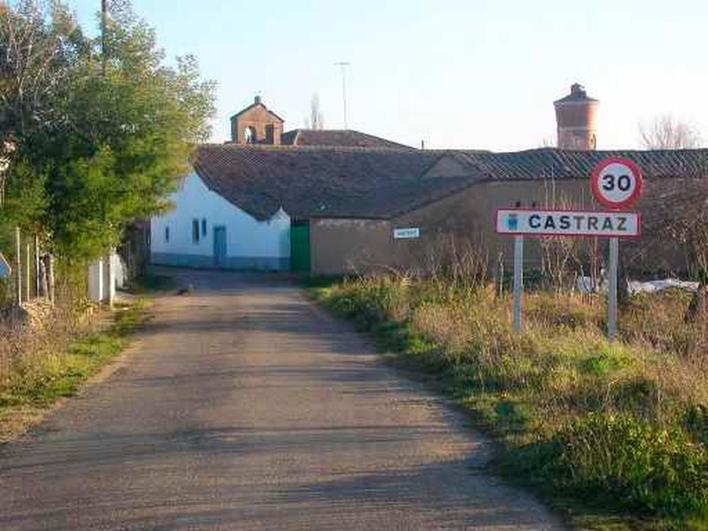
top-left (213, 226), bottom-right (227, 268)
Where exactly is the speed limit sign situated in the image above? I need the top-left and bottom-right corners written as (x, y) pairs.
top-left (591, 157), bottom-right (643, 210)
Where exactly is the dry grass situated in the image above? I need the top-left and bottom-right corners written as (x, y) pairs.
top-left (0, 299), bottom-right (92, 386)
top-left (313, 275), bottom-right (708, 527)
top-left (0, 297), bottom-right (145, 443)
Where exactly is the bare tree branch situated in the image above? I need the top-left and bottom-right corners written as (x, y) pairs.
top-left (639, 115), bottom-right (703, 149)
top-left (309, 92), bottom-right (323, 130)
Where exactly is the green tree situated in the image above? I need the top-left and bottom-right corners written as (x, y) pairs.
top-left (1, 0), bottom-right (215, 262)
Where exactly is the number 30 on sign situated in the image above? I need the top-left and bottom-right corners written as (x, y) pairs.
top-left (591, 157), bottom-right (643, 210)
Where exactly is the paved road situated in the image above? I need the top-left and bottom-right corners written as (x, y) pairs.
top-left (0, 269), bottom-right (563, 530)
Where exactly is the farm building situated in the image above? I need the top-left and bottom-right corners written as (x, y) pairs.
top-left (150, 91), bottom-right (708, 276)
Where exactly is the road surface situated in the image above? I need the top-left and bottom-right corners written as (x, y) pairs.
top-left (0, 269), bottom-right (563, 530)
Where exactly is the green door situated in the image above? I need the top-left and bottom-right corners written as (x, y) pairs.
top-left (290, 221), bottom-right (310, 273)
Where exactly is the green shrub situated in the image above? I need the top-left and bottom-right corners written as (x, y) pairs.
top-left (542, 414), bottom-right (708, 517)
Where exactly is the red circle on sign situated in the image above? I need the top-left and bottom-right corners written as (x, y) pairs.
top-left (590, 157), bottom-right (643, 210)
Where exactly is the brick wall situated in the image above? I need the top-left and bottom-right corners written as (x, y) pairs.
top-left (231, 105), bottom-right (283, 145)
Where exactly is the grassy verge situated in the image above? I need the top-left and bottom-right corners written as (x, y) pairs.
top-left (309, 277), bottom-right (708, 530)
top-left (0, 300), bottom-right (148, 442)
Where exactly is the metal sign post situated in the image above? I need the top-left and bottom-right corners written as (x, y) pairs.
top-left (590, 157), bottom-right (643, 341)
top-left (496, 208), bottom-right (640, 334)
top-left (607, 237), bottom-right (619, 340)
top-left (495, 156), bottom-right (643, 338)
top-left (512, 235), bottom-right (524, 332)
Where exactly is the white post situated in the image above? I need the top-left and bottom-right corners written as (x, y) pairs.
top-left (608, 237), bottom-right (619, 341)
top-left (513, 235), bottom-right (524, 333)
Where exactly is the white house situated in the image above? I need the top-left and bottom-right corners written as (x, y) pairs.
top-left (150, 171), bottom-right (291, 271)
top-left (148, 96), bottom-right (425, 273)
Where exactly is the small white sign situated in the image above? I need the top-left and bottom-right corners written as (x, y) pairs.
top-left (0, 252), bottom-right (11, 278)
top-left (496, 209), bottom-right (640, 238)
top-left (393, 227), bottom-right (420, 239)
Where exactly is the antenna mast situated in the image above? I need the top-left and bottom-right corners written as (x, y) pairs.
top-left (335, 62), bottom-right (350, 129)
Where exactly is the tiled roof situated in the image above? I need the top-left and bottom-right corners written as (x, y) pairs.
top-left (281, 129), bottom-right (413, 149)
top-left (231, 102), bottom-right (284, 122)
top-left (192, 144), bottom-right (708, 221)
top-left (193, 144), bottom-right (459, 220)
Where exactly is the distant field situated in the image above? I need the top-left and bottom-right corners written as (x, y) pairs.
top-left (311, 276), bottom-right (708, 530)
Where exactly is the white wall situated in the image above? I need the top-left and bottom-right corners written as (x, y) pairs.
top-left (151, 172), bottom-right (290, 266)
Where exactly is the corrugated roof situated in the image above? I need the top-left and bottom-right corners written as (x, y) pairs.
top-left (449, 148), bottom-right (708, 181)
top-left (192, 144), bottom-right (708, 221)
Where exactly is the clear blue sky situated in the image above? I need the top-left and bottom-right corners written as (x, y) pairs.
top-left (68, 0), bottom-right (708, 150)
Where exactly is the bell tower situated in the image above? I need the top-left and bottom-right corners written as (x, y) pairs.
top-left (230, 96), bottom-right (285, 145)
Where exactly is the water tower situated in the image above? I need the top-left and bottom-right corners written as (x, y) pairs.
top-left (554, 83), bottom-right (598, 150)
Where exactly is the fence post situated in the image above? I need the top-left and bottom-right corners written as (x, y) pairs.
top-left (104, 252), bottom-right (114, 308)
top-left (39, 254), bottom-right (48, 300)
top-left (34, 235), bottom-right (41, 297)
top-left (14, 227), bottom-right (21, 306)
top-left (48, 254), bottom-right (55, 305)
top-left (25, 242), bottom-right (30, 302)
top-left (497, 252), bottom-right (504, 298)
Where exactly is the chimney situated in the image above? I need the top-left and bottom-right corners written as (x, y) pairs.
top-left (554, 83), bottom-right (599, 150)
